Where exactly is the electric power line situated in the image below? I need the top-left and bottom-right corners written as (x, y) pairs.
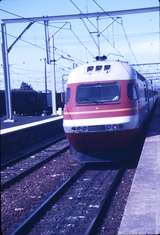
top-left (0, 8), bottom-right (68, 30)
top-left (91, 0), bottom-right (138, 63)
top-left (54, 47), bottom-right (85, 63)
top-left (70, 27), bottom-right (95, 58)
top-left (69, 0), bottom-right (124, 58)
top-left (119, 19), bottom-right (138, 63)
top-left (92, 0), bottom-right (116, 21)
top-left (69, 0), bottom-right (99, 50)
top-left (11, 66), bottom-right (45, 73)
top-left (0, 8), bottom-right (87, 64)
top-left (0, 30), bottom-right (45, 50)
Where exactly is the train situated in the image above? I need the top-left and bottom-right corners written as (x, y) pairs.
top-left (63, 56), bottom-right (158, 161)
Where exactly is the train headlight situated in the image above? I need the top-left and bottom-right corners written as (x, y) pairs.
top-left (105, 125), bottom-right (112, 130)
top-left (71, 124), bottom-right (124, 133)
top-left (105, 124), bottom-right (124, 131)
top-left (82, 126), bottom-right (88, 131)
top-left (72, 126), bottom-right (88, 132)
top-left (113, 125), bottom-right (118, 130)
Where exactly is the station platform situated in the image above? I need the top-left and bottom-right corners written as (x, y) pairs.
top-left (0, 115), bottom-right (64, 166)
top-left (118, 99), bottom-right (160, 235)
top-left (0, 115), bottom-right (54, 130)
top-left (0, 115), bottom-right (62, 134)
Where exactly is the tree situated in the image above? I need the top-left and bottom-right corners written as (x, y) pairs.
top-left (20, 82), bottom-right (34, 91)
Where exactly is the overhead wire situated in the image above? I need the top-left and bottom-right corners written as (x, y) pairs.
top-left (69, 0), bottom-right (99, 51)
top-left (0, 8), bottom-right (24, 19)
top-left (54, 46), bottom-right (86, 63)
top-left (56, 63), bottom-right (72, 70)
top-left (0, 30), bottom-right (46, 50)
top-left (69, 0), bottom-right (123, 57)
top-left (91, 0), bottom-right (125, 56)
top-left (0, 8), bottom-right (76, 90)
top-left (1, 5), bottom-right (138, 67)
top-left (91, 0), bottom-right (138, 63)
top-left (0, 7), bottom-right (84, 63)
top-left (100, 18), bottom-right (119, 34)
top-left (0, 8), bottom-right (86, 65)
top-left (11, 65), bottom-right (45, 73)
top-left (0, 5), bottom-right (122, 63)
top-left (90, 0), bottom-right (140, 79)
top-left (69, 28), bottom-right (95, 58)
top-left (119, 19), bottom-right (138, 64)
top-left (0, 9), bottom-right (47, 50)
top-left (9, 71), bottom-right (44, 79)
top-left (92, 0), bottom-right (116, 21)
top-left (0, 8), bottom-right (67, 29)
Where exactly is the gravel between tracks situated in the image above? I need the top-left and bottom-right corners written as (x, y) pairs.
top-left (1, 150), bottom-right (80, 235)
top-left (29, 169), bottom-right (118, 235)
top-left (98, 168), bottom-right (136, 235)
top-left (1, 139), bottom-right (68, 185)
top-left (1, 152), bottom-right (137, 235)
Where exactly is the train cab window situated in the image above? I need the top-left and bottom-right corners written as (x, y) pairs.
top-left (128, 83), bottom-right (139, 101)
top-left (87, 66), bottom-right (94, 72)
top-left (96, 65), bottom-right (102, 71)
top-left (76, 82), bottom-right (120, 104)
top-left (65, 87), bottom-right (71, 104)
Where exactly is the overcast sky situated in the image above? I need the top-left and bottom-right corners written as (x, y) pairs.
top-left (0, 0), bottom-right (159, 91)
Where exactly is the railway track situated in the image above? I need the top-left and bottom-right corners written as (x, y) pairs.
top-left (1, 134), bottom-right (66, 169)
top-left (1, 139), bottom-right (69, 190)
top-left (10, 164), bottom-right (125, 235)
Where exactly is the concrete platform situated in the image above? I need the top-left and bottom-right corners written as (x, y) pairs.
top-left (0, 115), bottom-right (59, 130)
top-left (118, 100), bottom-right (160, 235)
top-left (0, 115), bottom-right (64, 166)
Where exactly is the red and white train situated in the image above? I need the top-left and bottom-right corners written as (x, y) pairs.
top-left (63, 57), bottom-right (157, 161)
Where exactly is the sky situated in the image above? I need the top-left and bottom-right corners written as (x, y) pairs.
top-left (0, 0), bottom-right (159, 91)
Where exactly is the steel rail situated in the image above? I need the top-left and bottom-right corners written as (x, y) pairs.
top-left (1, 144), bottom-right (69, 191)
top-left (85, 168), bottom-right (125, 235)
top-left (10, 165), bottom-right (86, 235)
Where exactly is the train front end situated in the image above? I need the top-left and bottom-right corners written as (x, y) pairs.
top-left (63, 60), bottom-right (140, 157)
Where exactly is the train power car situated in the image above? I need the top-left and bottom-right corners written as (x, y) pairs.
top-left (63, 56), bottom-right (157, 161)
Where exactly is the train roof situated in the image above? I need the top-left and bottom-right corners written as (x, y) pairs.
top-left (67, 60), bottom-right (137, 84)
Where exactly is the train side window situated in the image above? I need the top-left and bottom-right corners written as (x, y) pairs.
top-left (65, 87), bottom-right (71, 104)
top-left (128, 83), bottom-right (138, 101)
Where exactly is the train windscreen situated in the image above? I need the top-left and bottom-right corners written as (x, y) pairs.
top-left (76, 82), bottom-right (120, 104)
